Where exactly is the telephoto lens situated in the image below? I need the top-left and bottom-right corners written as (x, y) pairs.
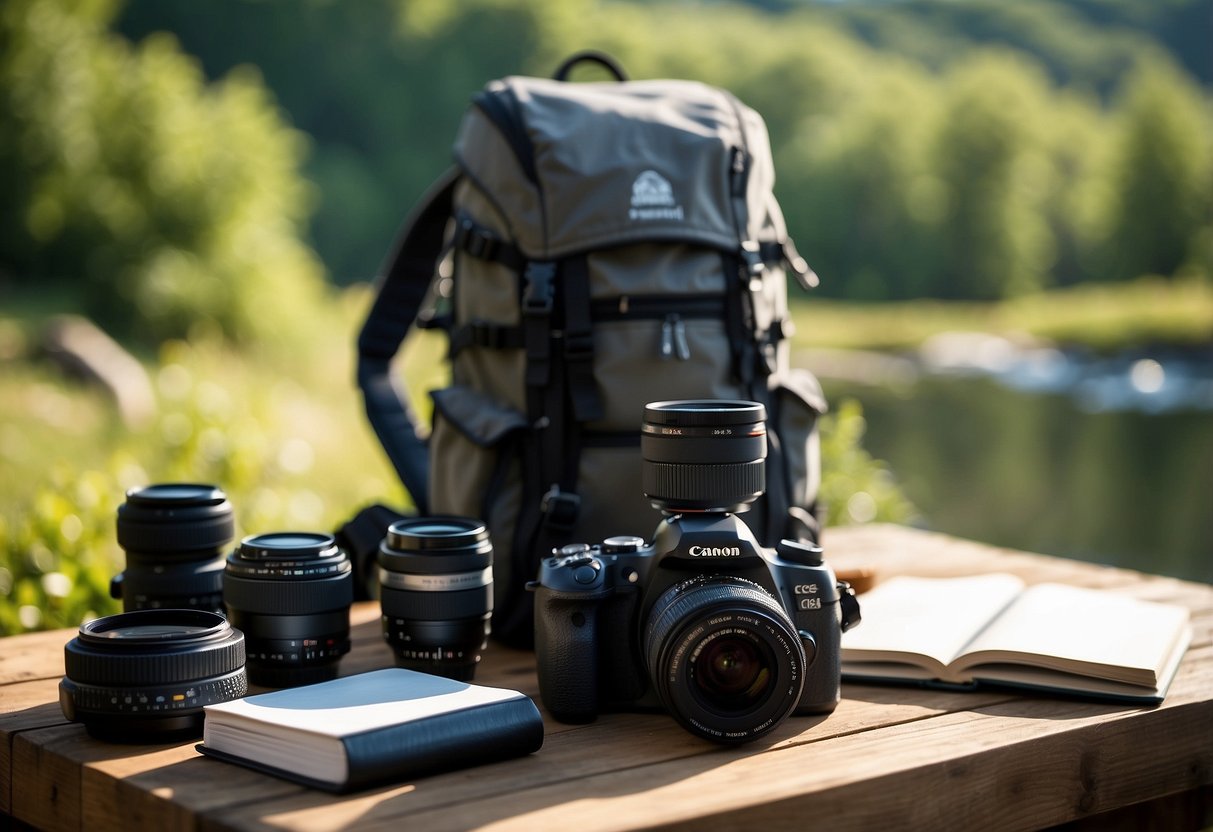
top-left (111, 483), bottom-right (235, 613)
top-left (378, 517), bottom-right (493, 681)
top-left (641, 400), bottom-right (768, 513)
top-left (60, 609), bottom-right (247, 742)
top-left (223, 532), bottom-right (353, 687)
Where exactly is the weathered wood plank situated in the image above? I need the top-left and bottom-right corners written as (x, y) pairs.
top-left (2, 525), bottom-right (1209, 832)
top-left (0, 677), bottom-right (71, 814)
top-left (362, 648), bottom-right (1213, 832)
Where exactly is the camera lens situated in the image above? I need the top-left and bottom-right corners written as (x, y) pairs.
top-left (644, 576), bottom-right (805, 744)
top-left (641, 400), bottom-right (767, 513)
top-left (378, 517), bottom-right (492, 681)
top-left (59, 609), bottom-right (246, 742)
top-left (112, 483), bottom-right (235, 613)
top-left (223, 532), bottom-right (352, 687)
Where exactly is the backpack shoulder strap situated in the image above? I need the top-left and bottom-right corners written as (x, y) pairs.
top-left (356, 167), bottom-right (460, 514)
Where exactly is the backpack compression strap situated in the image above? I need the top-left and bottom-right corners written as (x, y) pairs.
top-left (356, 168), bottom-right (460, 515)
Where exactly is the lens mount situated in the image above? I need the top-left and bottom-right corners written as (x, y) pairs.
top-left (641, 400), bottom-right (767, 513)
top-left (644, 576), bottom-right (805, 744)
top-left (60, 609), bottom-right (246, 741)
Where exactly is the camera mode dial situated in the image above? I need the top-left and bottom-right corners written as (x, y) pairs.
top-left (775, 539), bottom-right (824, 567)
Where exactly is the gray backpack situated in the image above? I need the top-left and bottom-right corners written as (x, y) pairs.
top-left (357, 53), bottom-right (826, 646)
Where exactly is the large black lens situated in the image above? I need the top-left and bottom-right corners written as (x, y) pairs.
top-left (641, 400), bottom-right (767, 513)
top-left (378, 517), bottom-right (492, 681)
top-left (644, 576), bottom-right (804, 744)
top-left (223, 532), bottom-right (352, 687)
top-left (112, 483), bottom-right (235, 613)
top-left (59, 609), bottom-right (246, 742)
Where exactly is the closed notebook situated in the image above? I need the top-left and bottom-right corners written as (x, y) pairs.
top-left (840, 574), bottom-right (1192, 703)
top-left (199, 668), bottom-right (544, 793)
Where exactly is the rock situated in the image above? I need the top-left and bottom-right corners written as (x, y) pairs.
top-left (40, 315), bottom-right (156, 428)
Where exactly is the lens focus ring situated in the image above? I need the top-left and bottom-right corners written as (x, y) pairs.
top-left (642, 460), bottom-right (766, 507)
top-left (223, 571), bottom-right (353, 615)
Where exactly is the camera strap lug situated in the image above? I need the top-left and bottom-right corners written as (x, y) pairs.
top-left (838, 581), bottom-right (862, 633)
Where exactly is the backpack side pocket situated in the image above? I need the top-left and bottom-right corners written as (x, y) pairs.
top-left (770, 368), bottom-right (827, 542)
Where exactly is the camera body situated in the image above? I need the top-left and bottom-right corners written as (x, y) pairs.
top-left (533, 510), bottom-right (859, 743)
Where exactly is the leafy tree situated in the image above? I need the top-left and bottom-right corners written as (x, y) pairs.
top-left (1099, 56), bottom-right (1213, 282)
top-left (0, 0), bottom-right (328, 347)
top-left (929, 52), bottom-right (1057, 298)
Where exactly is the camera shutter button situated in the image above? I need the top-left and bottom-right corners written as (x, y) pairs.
top-left (572, 562), bottom-right (600, 585)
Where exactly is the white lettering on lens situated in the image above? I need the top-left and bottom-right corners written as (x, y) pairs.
top-left (688, 546), bottom-right (742, 557)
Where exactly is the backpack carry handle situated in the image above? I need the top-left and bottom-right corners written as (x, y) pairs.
top-left (356, 168), bottom-right (461, 515)
top-left (552, 50), bottom-right (628, 83)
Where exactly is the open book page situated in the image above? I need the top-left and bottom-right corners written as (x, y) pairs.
top-left (841, 573), bottom-right (1025, 679)
top-left (951, 583), bottom-right (1192, 688)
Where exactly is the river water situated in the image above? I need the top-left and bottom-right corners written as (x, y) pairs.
top-left (807, 337), bottom-right (1213, 584)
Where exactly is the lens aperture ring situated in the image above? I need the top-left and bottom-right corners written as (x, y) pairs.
top-left (224, 556), bottom-right (351, 580)
top-left (223, 571), bottom-right (353, 615)
top-left (61, 668), bottom-right (248, 715)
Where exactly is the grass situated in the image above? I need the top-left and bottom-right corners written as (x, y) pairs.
top-left (2, 274), bottom-right (1206, 633)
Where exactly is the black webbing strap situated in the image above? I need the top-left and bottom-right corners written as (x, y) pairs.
top-left (448, 320), bottom-right (525, 357)
top-left (356, 168), bottom-right (461, 514)
top-left (562, 256), bottom-right (603, 423)
top-left (721, 252), bottom-right (756, 393)
top-left (452, 216), bottom-right (526, 273)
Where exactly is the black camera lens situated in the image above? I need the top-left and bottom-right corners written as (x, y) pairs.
top-left (644, 576), bottom-right (805, 744)
top-left (59, 609), bottom-right (246, 742)
top-left (378, 517), bottom-right (493, 681)
top-left (111, 483), bottom-right (235, 613)
top-left (223, 532), bottom-right (352, 688)
top-left (641, 400), bottom-right (767, 513)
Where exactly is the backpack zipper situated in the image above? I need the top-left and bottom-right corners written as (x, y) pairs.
top-left (590, 293), bottom-right (725, 321)
top-left (660, 315), bottom-right (692, 361)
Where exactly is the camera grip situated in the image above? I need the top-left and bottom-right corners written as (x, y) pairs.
top-left (534, 588), bottom-right (603, 723)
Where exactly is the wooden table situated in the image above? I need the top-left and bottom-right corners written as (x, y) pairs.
top-left (3, 525), bottom-right (1211, 831)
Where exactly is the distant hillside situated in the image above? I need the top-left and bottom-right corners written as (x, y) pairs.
top-left (762, 0), bottom-right (1211, 93)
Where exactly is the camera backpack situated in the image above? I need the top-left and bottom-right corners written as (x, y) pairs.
top-left (355, 52), bottom-right (827, 646)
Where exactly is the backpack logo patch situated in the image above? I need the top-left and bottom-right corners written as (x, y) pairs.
top-left (629, 170), bottom-right (684, 221)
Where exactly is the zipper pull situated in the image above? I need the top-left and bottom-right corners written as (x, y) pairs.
top-left (661, 314), bottom-right (691, 361)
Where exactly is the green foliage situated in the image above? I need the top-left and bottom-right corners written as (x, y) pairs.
top-left (1099, 57), bottom-right (1213, 283)
top-left (0, 314), bottom-right (413, 634)
top-left (117, 0), bottom-right (1213, 303)
top-left (818, 399), bottom-right (917, 529)
top-left (0, 0), bottom-right (328, 347)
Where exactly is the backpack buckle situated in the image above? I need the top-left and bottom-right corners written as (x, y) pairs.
top-left (540, 485), bottom-right (581, 531)
top-left (523, 262), bottom-right (557, 316)
top-left (454, 218), bottom-right (501, 262)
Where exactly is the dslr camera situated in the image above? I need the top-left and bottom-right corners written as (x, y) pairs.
top-left (532, 400), bottom-right (860, 744)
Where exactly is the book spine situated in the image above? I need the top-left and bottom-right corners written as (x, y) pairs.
top-left (340, 696), bottom-right (544, 791)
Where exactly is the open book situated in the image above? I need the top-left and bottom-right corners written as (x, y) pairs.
top-left (841, 574), bottom-right (1192, 703)
top-left (199, 668), bottom-right (544, 792)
